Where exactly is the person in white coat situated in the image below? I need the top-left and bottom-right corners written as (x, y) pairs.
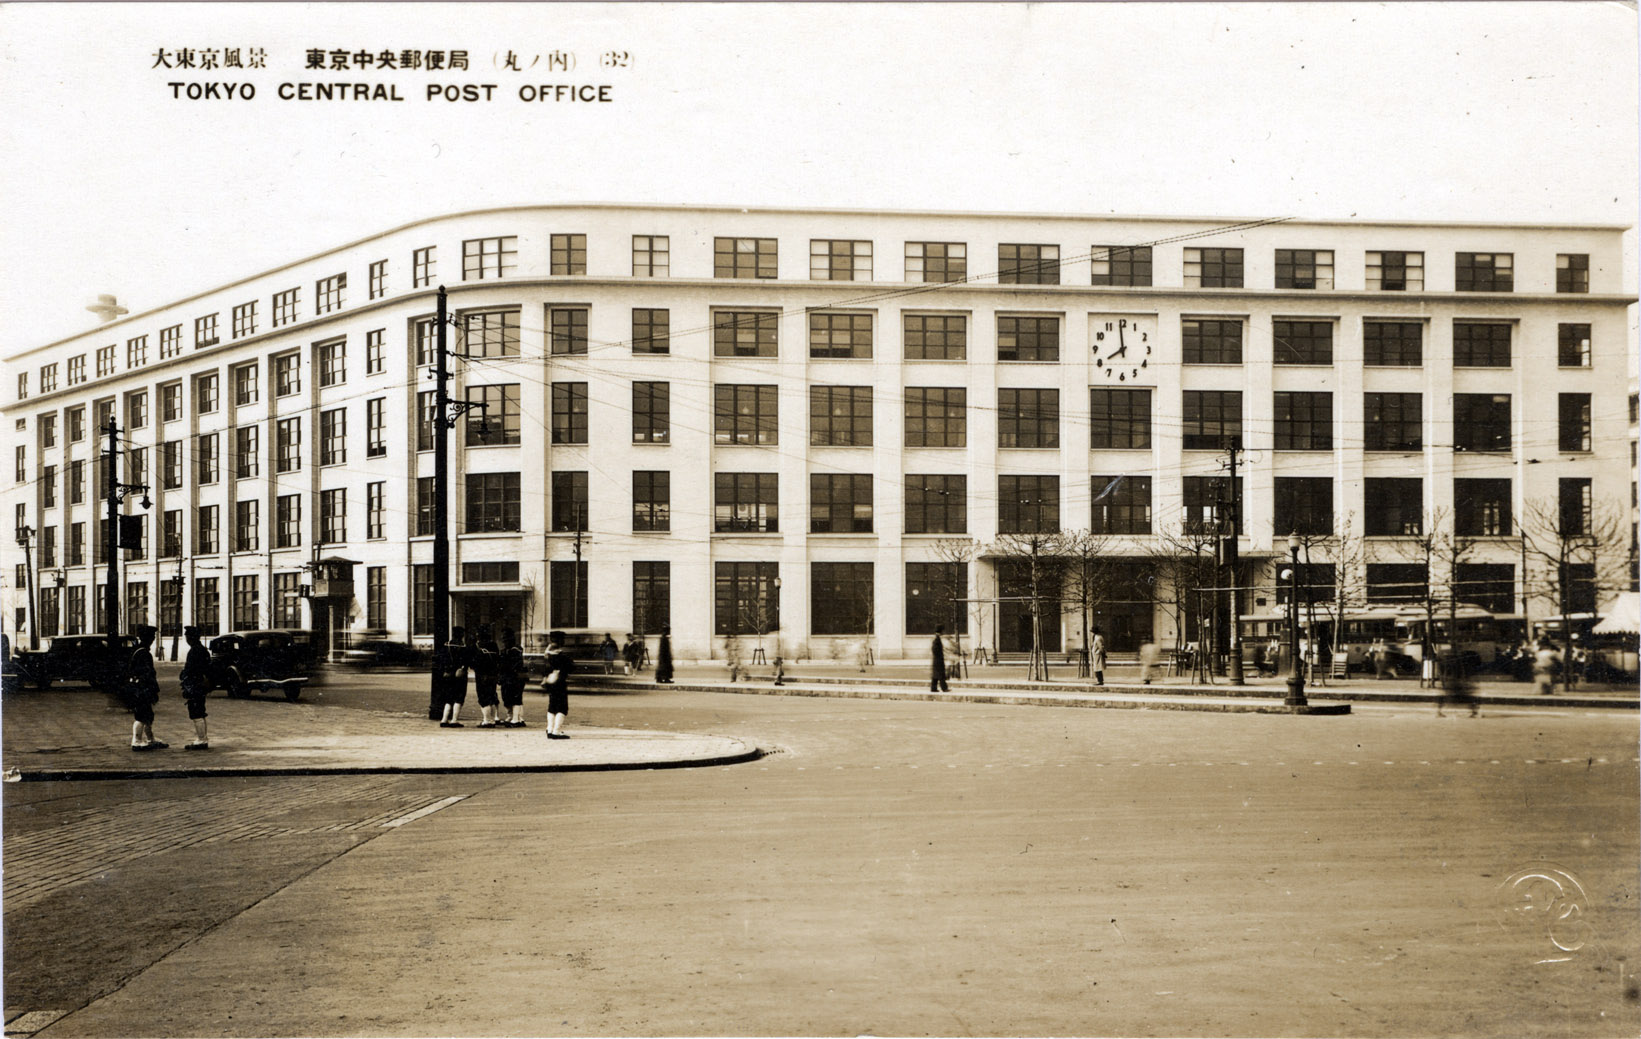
top-left (1090, 626), bottom-right (1107, 686)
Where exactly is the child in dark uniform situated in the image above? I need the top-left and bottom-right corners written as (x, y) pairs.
top-left (180, 625), bottom-right (211, 749)
top-left (543, 638), bottom-right (574, 739)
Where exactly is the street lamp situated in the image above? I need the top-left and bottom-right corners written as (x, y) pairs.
top-left (1285, 533), bottom-right (1307, 706)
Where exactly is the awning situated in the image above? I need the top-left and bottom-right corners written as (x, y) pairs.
top-left (1593, 592), bottom-right (1640, 636)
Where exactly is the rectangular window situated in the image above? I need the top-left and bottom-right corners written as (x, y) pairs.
top-left (42, 465), bottom-right (56, 507)
top-left (810, 385), bottom-right (873, 446)
top-left (126, 446), bottom-right (147, 489)
top-left (367, 567), bottom-right (387, 628)
top-left (713, 311), bottom-right (779, 357)
top-left (1364, 392), bottom-right (1422, 451)
top-left (412, 565), bottom-right (433, 634)
top-left (1090, 475), bottom-right (1152, 535)
top-left (126, 391), bottom-right (148, 429)
top-left (159, 382), bottom-right (182, 422)
top-left (416, 477), bottom-right (435, 536)
top-left (1365, 251), bottom-right (1423, 291)
top-left (1455, 563), bottom-right (1515, 613)
top-left (1453, 394), bottom-right (1511, 452)
top-left (235, 500), bottom-right (259, 552)
top-left (996, 315), bottom-right (1059, 362)
top-left (39, 525), bottom-right (56, 565)
top-left (902, 313), bottom-right (966, 360)
top-left (551, 382), bottom-right (589, 444)
top-left (39, 364), bottom-right (57, 393)
top-left (465, 310), bottom-right (520, 358)
top-left (40, 413), bottom-right (56, 448)
top-left (96, 345), bottom-right (116, 377)
top-left (367, 482), bottom-right (385, 539)
top-left (904, 387), bottom-right (966, 448)
top-left (633, 308), bottom-right (670, 353)
top-left (233, 301), bottom-right (257, 338)
top-left (549, 561), bottom-right (589, 629)
top-left (1182, 476), bottom-right (1241, 534)
top-left (998, 243), bottom-right (1059, 285)
top-left (714, 561), bottom-right (780, 636)
top-left (235, 425), bottom-right (259, 478)
top-left (1091, 245), bottom-right (1152, 287)
top-left (714, 237), bottom-right (778, 279)
top-left (67, 356), bottom-right (86, 385)
top-left (1274, 477), bottom-right (1333, 535)
top-left (369, 259), bottom-right (388, 299)
top-left (1182, 318), bottom-right (1243, 364)
top-left (1363, 321), bottom-right (1423, 366)
top-left (463, 236), bottom-right (518, 280)
top-left (1367, 563), bottom-right (1427, 604)
top-left (16, 372), bottom-right (26, 399)
top-left (161, 509), bottom-right (183, 559)
top-left (415, 317), bottom-right (437, 366)
top-left (714, 472), bottom-right (779, 533)
top-left (1182, 390), bottom-right (1242, 450)
top-left (714, 384), bottom-right (779, 445)
top-left (276, 417), bottom-right (302, 472)
top-left (1455, 478), bottom-right (1512, 536)
top-left (126, 582), bottom-right (149, 629)
top-left (193, 578), bottom-right (220, 637)
top-left (1559, 478), bottom-right (1593, 537)
top-left (997, 388), bottom-right (1059, 449)
top-left (321, 488), bottom-right (346, 543)
top-left (1274, 563), bottom-right (1336, 607)
top-left (1558, 393), bottom-right (1592, 452)
top-left (320, 408), bottom-right (346, 465)
top-left (1558, 323), bottom-right (1591, 367)
top-left (189, 315), bottom-right (218, 352)
top-left (413, 246), bottom-right (436, 288)
top-left (1274, 249), bottom-right (1334, 290)
top-left (1089, 388), bottom-right (1152, 450)
top-left (632, 235), bottom-right (670, 277)
top-left (548, 307), bottom-right (588, 355)
top-left (809, 313), bottom-right (873, 359)
top-left (811, 239), bottom-right (872, 281)
top-left (196, 432), bottom-right (218, 484)
top-left (366, 397), bottom-right (386, 456)
top-left (196, 504), bottom-right (219, 554)
top-left (1183, 247), bottom-right (1244, 288)
top-left (39, 587), bottom-right (58, 638)
top-left (68, 406), bottom-right (85, 441)
top-left (417, 390), bottom-right (435, 451)
top-left (273, 573), bottom-right (301, 628)
top-left (811, 562), bottom-right (873, 635)
top-left (161, 440), bottom-right (182, 489)
top-left (550, 471), bottom-right (588, 532)
top-left (905, 242), bottom-right (966, 284)
top-left (66, 586), bottom-right (85, 634)
top-left (1453, 322), bottom-right (1511, 367)
top-left (276, 494), bottom-right (302, 548)
top-left (461, 562), bottom-right (520, 584)
top-left (274, 352), bottom-right (301, 396)
top-left (1556, 253), bottom-right (1589, 294)
top-left (550, 233), bottom-right (587, 275)
top-left (904, 474), bottom-right (967, 534)
top-left (467, 384), bottom-right (521, 446)
top-left (1272, 320), bottom-right (1333, 365)
top-left (234, 362), bottom-right (258, 405)
top-left (273, 287), bottom-right (299, 327)
top-left (1455, 252), bottom-right (1513, 292)
top-left (317, 338), bottom-right (346, 387)
top-left (633, 561), bottom-right (671, 634)
top-left (906, 562), bottom-right (967, 635)
top-left (810, 474), bottom-right (873, 533)
top-left (998, 475), bottom-right (1059, 533)
top-left (632, 471), bottom-right (671, 532)
top-left (465, 472), bottom-right (522, 533)
top-left (364, 328), bottom-right (385, 374)
top-left (632, 382), bottom-right (670, 444)
top-left (1273, 391), bottom-right (1332, 450)
top-left (159, 325), bottom-right (182, 358)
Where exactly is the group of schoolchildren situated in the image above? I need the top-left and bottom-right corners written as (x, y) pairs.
top-left (432, 625), bottom-right (571, 736)
top-left (122, 622), bottom-right (213, 751)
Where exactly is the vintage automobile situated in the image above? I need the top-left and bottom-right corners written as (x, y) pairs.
top-left (338, 635), bottom-right (423, 668)
top-left (206, 629), bottom-right (315, 701)
top-left (11, 634), bottom-right (142, 691)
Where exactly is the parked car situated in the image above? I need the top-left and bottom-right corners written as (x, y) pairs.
top-left (207, 629), bottom-right (315, 701)
top-left (339, 638), bottom-right (423, 668)
top-left (12, 634), bottom-right (142, 691)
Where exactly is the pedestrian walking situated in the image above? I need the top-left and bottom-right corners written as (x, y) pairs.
top-left (724, 635), bottom-right (744, 682)
top-left (1533, 639), bottom-right (1561, 695)
top-left (622, 634), bottom-right (641, 675)
top-left (179, 625), bottom-right (211, 749)
top-left (930, 625), bottom-right (950, 692)
top-left (1090, 626), bottom-right (1107, 686)
top-left (1436, 650), bottom-right (1479, 718)
top-left (542, 637), bottom-right (574, 739)
top-left (1138, 641), bottom-right (1159, 685)
top-left (438, 626), bottom-right (470, 727)
top-left (499, 627), bottom-right (527, 727)
top-left (600, 633), bottom-right (618, 675)
top-left (125, 625), bottom-right (167, 751)
top-left (474, 624), bottom-right (502, 727)
top-left (655, 626), bottom-right (674, 684)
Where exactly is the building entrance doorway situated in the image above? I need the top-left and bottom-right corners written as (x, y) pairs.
top-left (997, 563), bottom-right (1062, 654)
top-left (457, 593), bottom-right (525, 639)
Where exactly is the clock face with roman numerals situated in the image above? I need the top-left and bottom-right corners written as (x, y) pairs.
top-left (1090, 314), bottom-right (1156, 382)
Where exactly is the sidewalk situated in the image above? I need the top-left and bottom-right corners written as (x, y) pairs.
top-left (0, 687), bottom-right (760, 782)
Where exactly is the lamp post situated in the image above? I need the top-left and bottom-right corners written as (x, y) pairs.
top-left (1284, 533), bottom-right (1307, 706)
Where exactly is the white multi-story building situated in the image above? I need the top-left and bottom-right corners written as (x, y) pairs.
top-left (2, 205), bottom-right (1631, 660)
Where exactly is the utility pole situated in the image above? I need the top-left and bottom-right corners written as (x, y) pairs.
top-left (1223, 437), bottom-right (1245, 685)
top-left (431, 285), bottom-right (450, 717)
top-left (105, 418), bottom-right (120, 652)
top-left (15, 524), bottom-right (38, 649)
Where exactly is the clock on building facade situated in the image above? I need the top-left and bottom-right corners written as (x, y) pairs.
top-left (1090, 313), bottom-right (1156, 381)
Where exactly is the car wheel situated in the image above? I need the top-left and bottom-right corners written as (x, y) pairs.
top-left (283, 686), bottom-right (301, 702)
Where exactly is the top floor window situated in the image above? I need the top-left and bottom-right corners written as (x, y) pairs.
top-left (160, 325), bottom-right (183, 358)
top-left (1090, 246), bottom-right (1152, 287)
top-left (412, 246), bottom-right (435, 288)
top-left (714, 237), bottom-right (777, 279)
top-left (96, 344), bottom-right (116, 378)
top-left (1184, 247), bottom-right (1243, 288)
top-left (16, 372), bottom-right (26, 400)
top-left (194, 314), bottom-right (219, 348)
top-left (463, 236), bottom-right (517, 280)
top-left (39, 363), bottom-right (58, 393)
top-left (369, 259), bottom-right (387, 299)
top-left (67, 355), bottom-right (86, 385)
top-left (1455, 252), bottom-right (1513, 292)
top-left (810, 240), bottom-right (871, 281)
top-left (1556, 253), bottom-right (1589, 294)
top-left (316, 272), bottom-right (347, 314)
top-left (273, 287), bottom-right (299, 326)
top-left (998, 243), bottom-right (1059, 285)
top-left (233, 301), bottom-right (257, 338)
top-left (632, 235), bottom-right (669, 277)
top-left (905, 242), bottom-right (966, 284)
top-left (126, 336), bottom-right (148, 368)
top-left (550, 233), bottom-right (586, 275)
top-left (1366, 251), bottom-right (1423, 291)
top-left (1274, 249), bottom-right (1333, 290)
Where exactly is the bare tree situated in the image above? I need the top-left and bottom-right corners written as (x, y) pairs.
top-left (1058, 529), bottom-right (1116, 680)
top-left (1519, 493), bottom-right (1630, 626)
top-left (1381, 507), bottom-right (1479, 683)
top-left (929, 537), bottom-right (979, 667)
top-left (1284, 513), bottom-right (1368, 676)
top-left (1149, 522), bottom-right (1219, 660)
top-left (989, 530), bottom-right (1069, 681)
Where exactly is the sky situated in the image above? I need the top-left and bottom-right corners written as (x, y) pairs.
top-left (0, 1), bottom-right (1635, 361)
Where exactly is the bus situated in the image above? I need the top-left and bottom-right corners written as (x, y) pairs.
top-left (1238, 605), bottom-right (1525, 675)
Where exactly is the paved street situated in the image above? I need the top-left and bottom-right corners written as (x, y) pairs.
top-left (4, 673), bottom-right (1638, 1037)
